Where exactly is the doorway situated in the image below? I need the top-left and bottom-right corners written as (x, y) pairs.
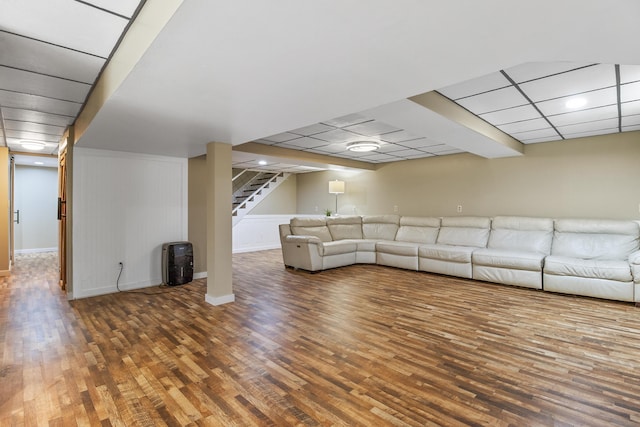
top-left (12, 155), bottom-right (60, 265)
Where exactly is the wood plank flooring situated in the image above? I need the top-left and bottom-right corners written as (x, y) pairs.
top-left (3, 250), bottom-right (640, 426)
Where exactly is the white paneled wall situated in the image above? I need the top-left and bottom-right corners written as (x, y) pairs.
top-left (73, 148), bottom-right (187, 298)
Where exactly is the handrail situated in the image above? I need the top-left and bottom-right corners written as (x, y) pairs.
top-left (232, 172), bottom-right (283, 215)
top-left (232, 169), bottom-right (248, 182)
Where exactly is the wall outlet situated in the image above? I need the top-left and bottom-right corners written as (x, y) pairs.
top-left (315, 206), bottom-right (318, 212)
top-left (393, 205), bottom-right (398, 212)
top-left (457, 205), bottom-right (463, 213)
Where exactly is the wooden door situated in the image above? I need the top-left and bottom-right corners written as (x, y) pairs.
top-left (58, 150), bottom-right (67, 290)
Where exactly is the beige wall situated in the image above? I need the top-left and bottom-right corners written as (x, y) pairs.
top-left (189, 160), bottom-right (299, 273)
top-left (249, 175), bottom-right (297, 215)
top-left (188, 155), bottom-right (207, 274)
top-left (297, 132), bottom-right (640, 220)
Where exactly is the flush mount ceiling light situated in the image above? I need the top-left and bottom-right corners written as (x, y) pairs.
top-left (258, 160), bottom-right (267, 165)
top-left (20, 140), bottom-right (46, 151)
top-left (565, 97), bottom-right (587, 109)
top-left (347, 141), bottom-right (380, 152)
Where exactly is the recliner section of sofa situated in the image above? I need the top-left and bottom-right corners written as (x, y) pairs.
top-left (543, 219), bottom-right (640, 302)
top-left (279, 215), bottom-right (640, 303)
top-left (472, 216), bottom-right (554, 289)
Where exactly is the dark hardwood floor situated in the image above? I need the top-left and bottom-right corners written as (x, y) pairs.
top-left (2, 250), bottom-right (640, 426)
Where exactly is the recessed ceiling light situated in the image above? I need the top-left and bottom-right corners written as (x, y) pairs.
top-left (347, 141), bottom-right (380, 152)
top-left (34, 161), bottom-right (44, 165)
top-left (565, 98), bottom-right (587, 109)
top-left (258, 160), bottom-right (267, 165)
top-left (20, 140), bottom-right (46, 151)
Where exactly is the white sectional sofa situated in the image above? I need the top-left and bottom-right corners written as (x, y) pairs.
top-left (278, 215), bottom-right (640, 303)
top-left (543, 219), bottom-right (639, 302)
top-left (472, 216), bottom-right (554, 289)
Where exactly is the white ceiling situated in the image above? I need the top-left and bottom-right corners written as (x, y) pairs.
top-left (3, 1), bottom-right (640, 172)
top-left (0, 0), bottom-right (145, 155)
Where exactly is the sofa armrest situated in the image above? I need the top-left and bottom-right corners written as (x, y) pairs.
top-left (284, 235), bottom-right (322, 245)
top-left (629, 250), bottom-right (640, 264)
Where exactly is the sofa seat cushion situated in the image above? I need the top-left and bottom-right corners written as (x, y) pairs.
top-left (473, 249), bottom-right (545, 271)
top-left (544, 255), bottom-right (632, 282)
top-left (376, 241), bottom-right (421, 256)
top-left (339, 239), bottom-right (378, 252)
top-left (319, 241), bottom-right (357, 256)
top-left (419, 244), bottom-right (475, 263)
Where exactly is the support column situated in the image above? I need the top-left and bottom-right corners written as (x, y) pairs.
top-left (205, 142), bottom-right (234, 305)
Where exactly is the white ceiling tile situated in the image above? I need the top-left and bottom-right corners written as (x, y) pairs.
top-left (622, 115), bottom-right (640, 127)
top-left (520, 135), bottom-right (562, 144)
top-left (397, 138), bottom-right (443, 149)
top-left (6, 130), bottom-right (59, 142)
top-left (456, 86), bottom-right (529, 114)
top-left (621, 81), bottom-right (640, 103)
top-left (1, 0), bottom-right (129, 57)
top-left (426, 144), bottom-right (457, 153)
top-left (380, 130), bottom-right (421, 143)
top-left (519, 64), bottom-right (616, 102)
top-left (620, 65), bottom-right (640, 84)
top-left (547, 104), bottom-right (619, 127)
top-left (309, 144), bottom-right (346, 154)
top-left (536, 87), bottom-right (617, 116)
top-left (563, 128), bottom-right (618, 139)
top-left (261, 132), bottom-right (301, 143)
top-left (290, 123), bottom-right (335, 136)
top-left (345, 120), bottom-right (401, 136)
top-left (0, 90), bottom-right (81, 117)
top-left (0, 67), bottom-right (90, 103)
top-left (510, 127), bottom-right (560, 140)
top-left (621, 100), bottom-right (640, 116)
top-left (4, 120), bottom-right (65, 136)
top-left (377, 143), bottom-right (408, 153)
top-left (437, 72), bottom-right (510, 100)
top-left (388, 149), bottom-right (426, 158)
top-left (82, 0), bottom-right (141, 18)
top-left (358, 153), bottom-right (398, 162)
top-left (312, 128), bottom-right (366, 143)
top-left (0, 32), bottom-right (106, 84)
top-left (1, 108), bottom-right (73, 127)
top-left (321, 113), bottom-right (370, 128)
top-left (480, 104), bottom-right (541, 125)
top-left (280, 137), bottom-right (325, 149)
top-left (497, 118), bottom-right (550, 134)
top-left (556, 118), bottom-right (619, 137)
top-left (504, 62), bottom-right (594, 83)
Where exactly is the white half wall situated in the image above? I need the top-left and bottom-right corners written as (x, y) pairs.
top-left (232, 214), bottom-right (317, 254)
top-left (14, 165), bottom-right (58, 252)
top-left (72, 148), bottom-right (187, 299)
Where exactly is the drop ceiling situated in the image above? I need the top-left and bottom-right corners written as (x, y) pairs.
top-left (0, 0), bottom-right (145, 156)
top-left (3, 1), bottom-right (640, 173)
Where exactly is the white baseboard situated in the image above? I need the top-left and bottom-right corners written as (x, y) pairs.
top-left (205, 293), bottom-right (235, 306)
top-left (193, 272), bottom-right (207, 279)
top-left (16, 247), bottom-right (58, 254)
top-left (232, 243), bottom-right (281, 254)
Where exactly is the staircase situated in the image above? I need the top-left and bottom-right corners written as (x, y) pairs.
top-left (232, 171), bottom-right (290, 226)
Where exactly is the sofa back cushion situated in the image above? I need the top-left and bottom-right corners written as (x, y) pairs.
top-left (551, 219), bottom-right (640, 260)
top-left (488, 216), bottom-right (554, 254)
top-left (290, 217), bottom-right (333, 242)
top-left (362, 215), bottom-right (400, 240)
top-left (327, 216), bottom-right (363, 240)
top-left (437, 216), bottom-right (491, 247)
top-left (395, 216), bottom-right (440, 244)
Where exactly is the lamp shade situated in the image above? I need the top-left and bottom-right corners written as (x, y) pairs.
top-left (328, 180), bottom-right (345, 194)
